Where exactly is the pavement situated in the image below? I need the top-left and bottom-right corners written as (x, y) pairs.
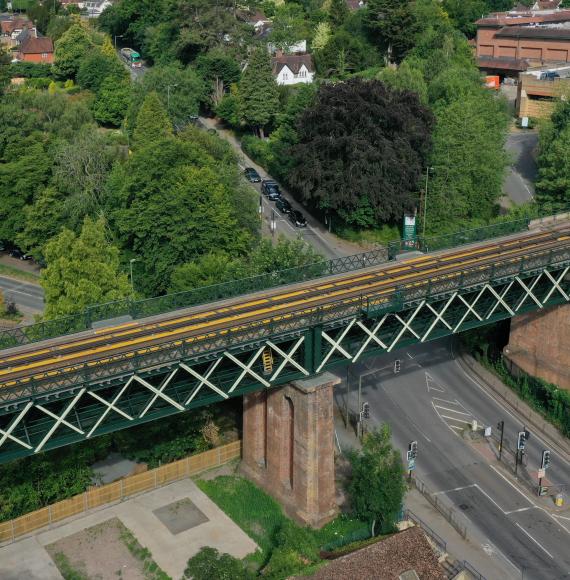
top-left (503, 131), bottom-right (538, 206)
top-left (333, 337), bottom-right (570, 580)
top-left (0, 478), bottom-right (257, 580)
top-left (0, 276), bottom-right (43, 316)
top-left (198, 116), bottom-right (369, 260)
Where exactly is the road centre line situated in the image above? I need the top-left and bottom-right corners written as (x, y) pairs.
top-left (504, 506), bottom-right (536, 515)
top-left (515, 522), bottom-right (553, 558)
top-left (433, 484), bottom-right (477, 495)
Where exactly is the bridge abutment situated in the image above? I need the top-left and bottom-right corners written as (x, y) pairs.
top-left (241, 373), bottom-right (339, 527)
top-left (504, 303), bottom-right (570, 389)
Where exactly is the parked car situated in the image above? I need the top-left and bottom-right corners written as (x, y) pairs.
top-left (288, 210), bottom-right (307, 228)
top-left (244, 167), bottom-right (261, 183)
top-left (276, 198), bottom-right (292, 214)
top-left (261, 179), bottom-right (281, 201)
top-left (540, 71), bottom-right (560, 81)
top-left (9, 248), bottom-right (32, 260)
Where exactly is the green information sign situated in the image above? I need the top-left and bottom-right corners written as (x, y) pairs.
top-left (402, 213), bottom-right (417, 248)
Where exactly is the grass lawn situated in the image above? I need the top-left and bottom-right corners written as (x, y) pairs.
top-left (0, 264), bottom-right (40, 284)
top-left (196, 475), bottom-right (366, 567)
top-left (335, 224), bottom-right (401, 246)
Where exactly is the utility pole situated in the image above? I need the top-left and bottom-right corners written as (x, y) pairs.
top-left (114, 34), bottom-right (123, 49)
top-left (497, 420), bottom-right (505, 461)
top-left (422, 167), bottom-right (433, 239)
top-left (129, 258), bottom-right (137, 295)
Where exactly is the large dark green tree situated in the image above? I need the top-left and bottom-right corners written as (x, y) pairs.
top-left (239, 48), bottom-right (279, 138)
top-left (132, 91), bottom-right (173, 146)
top-left (288, 78), bottom-right (433, 227)
top-left (53, 23), bottom-right (94, 79)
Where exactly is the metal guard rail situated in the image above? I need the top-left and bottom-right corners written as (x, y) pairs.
top-left (1, 243), bottom-right (568, 403)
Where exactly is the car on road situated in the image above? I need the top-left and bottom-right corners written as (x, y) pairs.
top-left (244, 167), bottom-right (261, 183)
top-left (288, 210), bottom-right (307, 228)
top-left (9, 248), bottom-right (32, 260)
top-left (276, 198), bottom-right (292, 214)
top-left (261, 179), bottom-right (281, 201)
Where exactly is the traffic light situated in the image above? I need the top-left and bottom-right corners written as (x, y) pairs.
top-left (524, 429), bottom-right (531, 442)
top-left (542, 450), bottom-right (551, 470)
top-left (394, 360), bottom-right (401, 374)
top-left (517, 431), bottom-right (526, 451)
top-left (362, 402), bottom-right (370, 420)
top-left (409, 440), bottom-right (418, 459)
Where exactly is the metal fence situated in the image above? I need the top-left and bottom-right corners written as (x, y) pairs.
top-left (0, 440), bottom-right (241, 546)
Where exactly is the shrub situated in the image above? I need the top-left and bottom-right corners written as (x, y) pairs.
top-left (241, 135), bottom-right (273, 169)
top-left (25, 77), bottom-right (53, 90)
top-left (184, 547), bottom-right (251, 580)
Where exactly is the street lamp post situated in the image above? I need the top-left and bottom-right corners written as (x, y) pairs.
top-left (167, 84), bottom-right (178, 111)
top-left (129, 258), bottom-right (137, 295)
top-left (422, 166), bottom-right (433, 239)
top-left (114, 34), bottom-right (124, 49)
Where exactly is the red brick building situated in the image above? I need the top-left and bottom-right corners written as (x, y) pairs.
top-left (476, 10), bottom-right (570, 75)
top-left (17, 37), bottom-right (54, 63)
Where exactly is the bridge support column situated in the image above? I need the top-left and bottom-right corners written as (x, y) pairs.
top-left (504, 304), bottom-right (570, 390)
top-left (241, 372), bottom-right (339, 527)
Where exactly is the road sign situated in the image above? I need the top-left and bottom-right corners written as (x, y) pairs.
top-left (402, 213), bottom-right (417, 248)
top-left (484, 426), bottom-right (492, 437)
top-left (408, 440), bottom-right (418, 459)
top-left (407, 457), bottom-right (416, 471)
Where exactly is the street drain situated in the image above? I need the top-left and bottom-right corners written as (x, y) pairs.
top-left (459, 504), bottom-right (469, 511)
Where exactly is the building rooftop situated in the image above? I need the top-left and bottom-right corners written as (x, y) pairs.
top-left (477, 10), bottom-right (570, 27)
top-left (20, 36), bottom-right (54, 54)
top-left (272, 52), bottom-right (314, 75)
top-left (495, 25), bottom-right (570, 40)
top-left (477, 56), bottom-right (529, 71)
top-left (299, 527), bottom-right (443, 580)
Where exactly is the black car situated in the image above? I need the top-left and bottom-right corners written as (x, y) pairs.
top-left (244, 167), bottom-right (261, 182)
top-left (10, 248), bottom-right (32, 260)
top-left (275, 198), bottom-right (292, 214)
top-left (288, 210), bottom-right (307, 228)
top-left (261, 179), bottom-right (281, 200)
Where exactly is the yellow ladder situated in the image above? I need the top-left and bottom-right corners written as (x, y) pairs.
top-left (262, 347), bottom-right (273, 375)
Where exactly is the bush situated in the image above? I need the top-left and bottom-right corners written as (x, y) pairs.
top-left (25, 77), bottom-right (53, 90)
top-left (8, 62), bottom-right (54, 79)
top-left (184, 547), bottom-right (251, 580)
top-left (241, 135), bottom-right (273, 169)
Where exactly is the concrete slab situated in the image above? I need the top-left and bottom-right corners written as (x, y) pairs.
top-left (91, 452), bottom-right (139, 484)
top-left (0, 479), bottom-right (257, 580)
top-left (0, 537), bottom-right (63, 580)
top-left (153, 498), bottom-right (209, 535)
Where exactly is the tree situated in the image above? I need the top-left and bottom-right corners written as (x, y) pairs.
top-left (93, 77), bottom-right (131, 127)
top-left (195, 49), bottom-right (241, 107)
top-left (76, 49), bottom-right (127, 92)
top-left (268, 3), bottom-right (309, 51)
top-left (426, 92), bottom-right (509, 232)
top-left (53, 23), bottom-right (94, 79)
top-left (314, 30), bottom-right (378, 77)
top-left (132, 91), bottom-right (173, 146)
top-left (443, 0), bottom-right (487, 38)
top-left (239, 48), bottom-right (279, 138)
top-left (46, 15), bottom-right (73, 42)
top-left (377, 61), bottom-right (428, 104)
top-left (312, 22), bottom-right (331, 51)
top-left (289, 78), bottom-right (433, 228)
top-left (349, 424), bottom-right (406, 535)
top-left (365, 0), bottom-right (419, 63)
top-left (41, 217), bottom-right (130, 319)
top-left (328, 0), bottom-right (349, 27)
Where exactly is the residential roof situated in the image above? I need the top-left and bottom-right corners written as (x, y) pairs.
top-left (477, 10), bottom-right (570, 27)
top-left (300, 527), bottom-right (444, 580)
top-left (536, 0), bottom-right (562, 9)
top-left (1, 18), bottom-right (30, 35)
top-left (272, 53), bottom-right (314, 75)
top-left (477, 56), bottom-right (529, 71)
top-left (346, 0), bottom-right (366, 10)
top-left (495, 25), bottom-right (570, 40)
top-left (20, 36), bottom-right (54, 54)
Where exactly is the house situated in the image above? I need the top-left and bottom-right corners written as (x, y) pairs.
top-left (80, 0), bottom-right (113, 18)
top-left (476, 9), bottom-right (570, 75)
top-left (17, 36), bottom-right (54, 63)
top-left (346, 0), bottom-right (366, 10)
top-left (1, 16), bottom-right (32, 44)
top-left (271, 52), bottom-right (315, 85)
top-left (300, 526), bottom-right (444, 580)
top-left (237, 9), bottom-right (272, 33)
top-left (267, 39), bottom-right (307, 55)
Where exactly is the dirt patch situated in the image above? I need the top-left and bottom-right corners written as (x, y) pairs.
top-left (46, 518), bottom-right (147, 580)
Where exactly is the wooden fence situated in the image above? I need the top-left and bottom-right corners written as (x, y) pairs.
top-left (0, 440), bottom-right (241, 545)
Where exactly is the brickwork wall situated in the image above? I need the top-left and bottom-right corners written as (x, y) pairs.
top-left (505, 303), bottom-right (570, 389)
top-left (242, 373), bottom-right (339, 527)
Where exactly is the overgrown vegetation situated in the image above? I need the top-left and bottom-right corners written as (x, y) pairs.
top-left (120, 526), bottom-right (171, 580)
top-left (461, 324), bottom-right (570, 438)
top-left (52, 552), bottom-right (90, 580)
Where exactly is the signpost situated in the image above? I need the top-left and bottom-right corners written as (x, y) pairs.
top-left (402, 214), bottom-right (417, 249)
top-left (407, 441), bottom-right (418, 480)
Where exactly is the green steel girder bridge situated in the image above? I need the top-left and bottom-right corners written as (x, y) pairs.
top-left (0, 218), bottom-right (569, 464)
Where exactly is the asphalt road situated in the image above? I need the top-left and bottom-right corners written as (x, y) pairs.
top-left (0, 276), bottom-right (44, 313)
top-left (504, 132), bottom-right (538, 205)
top-left (335, 338), bottom-right (570, 580)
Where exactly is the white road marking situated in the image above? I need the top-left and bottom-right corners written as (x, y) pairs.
top-left (432, 397), bottom-right (461, 405)
top-left (450, 425), bottom-right (465, 431)
top-left (438, 414), bottom-right (471, 424)
top-left (515, 522), bottom-right (553, 558)
top-left (406, 352), bottom-right (414, 359)
top-left (505, 506), bottom-right (536, 515)
top-left (489, 465), bottom-right (532, 503)
top-left (425, 372), bottom-right (445, 392)
top-left (433, 484), bottom-right (477, 495)
top-left (433, 405), bottom-right (472, 416)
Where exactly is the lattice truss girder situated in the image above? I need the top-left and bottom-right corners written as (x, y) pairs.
top-left (316, 267), bottom-right (570, 371)
top-left (0, 335), bottom-right (310, 462)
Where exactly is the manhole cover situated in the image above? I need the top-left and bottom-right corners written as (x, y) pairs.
top-left (459, 503), bottom-right (470, 511)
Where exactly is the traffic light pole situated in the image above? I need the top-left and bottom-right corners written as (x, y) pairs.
top-left (498, 420), bottom-right (504, 461)
top-left (515, 449), bottom-right (520, 477)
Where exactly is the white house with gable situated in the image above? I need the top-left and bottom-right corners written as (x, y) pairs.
top-left (271, 52), bottom-right (315, 86)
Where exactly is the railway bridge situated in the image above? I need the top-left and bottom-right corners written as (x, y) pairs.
top-left (0, 216), bottom-right (569, 523)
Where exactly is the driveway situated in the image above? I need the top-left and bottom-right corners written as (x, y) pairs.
top-left (503, 131), bottom-right (538, 206)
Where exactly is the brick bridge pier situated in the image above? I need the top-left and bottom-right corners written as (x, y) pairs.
top-left (241, 372), bottom-right (339, 527)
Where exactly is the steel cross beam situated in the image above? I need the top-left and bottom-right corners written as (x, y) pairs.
top-left (0, 262), bottom-right (568, 463)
